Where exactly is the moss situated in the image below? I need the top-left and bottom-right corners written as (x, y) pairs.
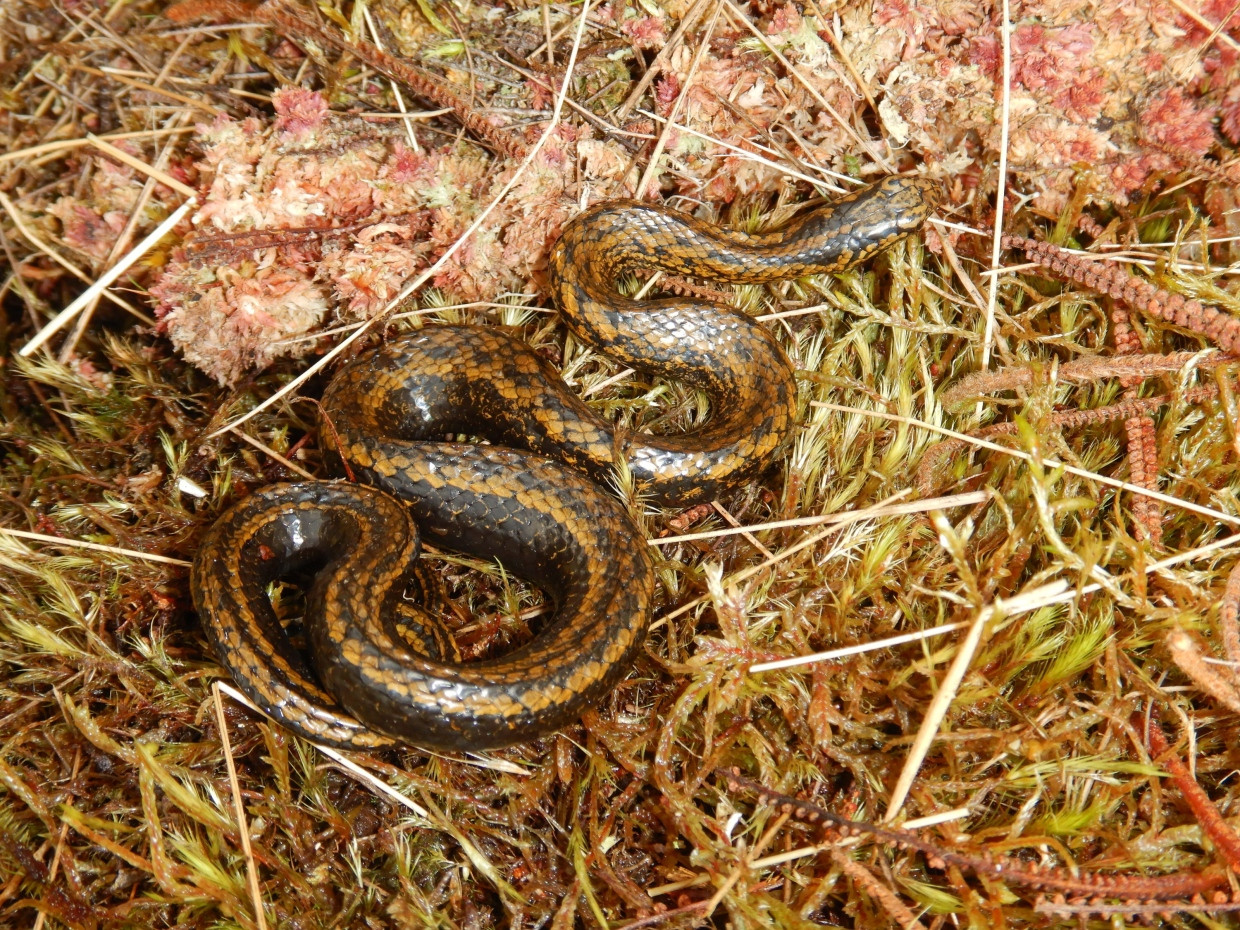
top-left (3, 0), bottom-right (1240, 927)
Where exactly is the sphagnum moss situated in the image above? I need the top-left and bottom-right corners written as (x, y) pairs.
top-left (3, 0), bottom-right (1240, 927)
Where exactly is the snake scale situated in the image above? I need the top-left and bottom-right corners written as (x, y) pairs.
top-left (191, 176), bottom-right (937, 750)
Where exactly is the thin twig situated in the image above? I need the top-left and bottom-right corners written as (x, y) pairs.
top-left (1147, 719), bottom-right (1240, 872)
top-left (883, 582), bottom-right (1072, 818)
top-left (0, 527), bottom-right (192, 567)
top-left (725, 769), bottom-right (1229, 901)
top-left (720, 0), bottom-right (891, 170)
top-left (652, 492), bottom-right (984, 546)
top-left (19, 199), bottom-right (196, 357)
top-left (651, 491), bottom-right (1003, 631)
top-left (0, 126), bottom-right (196, 165)
top-left (212, 685), bottom-right (269, 930)
top-left (615, 0), bottom-right (709, 120)
top-left (229, 428), bottom-right (316, 480)
top-left (748, 621), bottom-right (971, 674)
top-left (815, 401), bottom-right (1240, 528)
top-left (634, 1), bottom-right (722, 199)
top-left (0, 191), bottom-right (151, 323)
top-left (84, 135), bottom-right (197, 199)
top-left (979, 0), bottom-right (1012, 375)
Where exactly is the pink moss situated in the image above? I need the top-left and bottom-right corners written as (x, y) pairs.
top-left (1222, 85), bottom-right (1240, 144)
top-left (621, 15), bottom-right (666, 49)
top-left (271, 87), bottom-right (330, 136)
top-left (1140, 87), bottom-right (1218, 157)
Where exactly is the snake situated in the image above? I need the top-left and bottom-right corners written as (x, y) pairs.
top-left (190, 176), bottom-right (937, 751)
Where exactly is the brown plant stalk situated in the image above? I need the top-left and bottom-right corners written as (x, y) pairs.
top-left (1165, 560), bottom-right (1240, 717)
top-left (916, 386), bottom-right (1220, 493)
top-left (940, 351), bottom-right (1227, 409)
top-left (1003, 235), bottom-right (1240, 354)
top-left (1165, 628), bottom-right (1240, 716)
top-left (723, 769), bottom-right (1231, 904)
top-left (1112, 303), bottom-right (1163, 544)
top-left (1146, 719), bottom-right (1240, 873)
top-left (165, 0), bottom-right (530, 159)
top-left (1221, 559), bottom-right (1240, 666)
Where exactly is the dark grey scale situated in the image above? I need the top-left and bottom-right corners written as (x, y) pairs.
top-left (549, 178), bottom-right (937, 503)
top-left (191, 177), bottom-right (936, 751)
top-left (300, 448), bottom-right (653, 748)
top-left (192, 483), bottom-right (425, 749)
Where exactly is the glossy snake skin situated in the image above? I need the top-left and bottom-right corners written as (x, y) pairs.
top-left (190, 177), bottom-right (937, 750)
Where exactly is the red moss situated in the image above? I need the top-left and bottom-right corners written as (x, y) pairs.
top-left (968, 35), bottom-right (1000, 78)
top-left (621, 15), bottom-right (666, 49)
top-left (150, 110), bottom-right (518, 382)
top-left (1012, 24), bottom-right (1105, 122)
top-left (1110, 159), bottom-right (1153, 198)
top-left (48, 202), bottom-right (126, 260)
top-left (1140, 87), bottom-right (1218, 156)
top-left (933, 0), bottom-right (987, 37)
top-left (383, 142), bottom-right (428, 183)
top-left (872, 0), bottom-right (929, 52)
top-left (768, 3), bottom-right (801, 35)
top-left (1056, 73), bottom-right (1107, 122)
top-left (1222, 84), bottom-right (1240, 144)
top-left (1175, 0), bottom-right (1240, 47)
top-left (271, 87), bottom-right (330, 136)
top-left (655, 75), bottom-right (680, 110)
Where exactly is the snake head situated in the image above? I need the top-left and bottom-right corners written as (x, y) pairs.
top-left (880, 176), bottom-right (941, 231)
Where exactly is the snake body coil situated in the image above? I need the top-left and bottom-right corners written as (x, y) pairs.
top-left (191, 177), bottom-right (936, 750)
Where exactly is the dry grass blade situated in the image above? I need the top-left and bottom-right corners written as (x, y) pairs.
top-left (212, 685), bottom-right (269, 930)
top-left (19, 199), bottom-right (196, 357)
top-left (638, 108), bottom-right (846, 190)
top-left (884, 579), bottom-right (1070, 818)
top-left (228, 428), bottom-right (314, 480)
top-left (653, 489), bottom-right (987, 545)
top-left (720, 0), bottom-right (891, 169)
top-left (980, 0), bottom-right (1013, 375)
top-left (817, 401), bottom-right (1240, 527)
top-left (615, 0), bottom-right (709, 120)
top-left (635, 1), bottom-right (723, 198)
top-left (654, 490), bottom-right (970, 629)
top-left (214, 682), bottom-right (430, 815)
top-left (86, 133), bottom-right (199, 199)
top-left (0, 126), bottom-right (197, 164)
top-left (0, 528), bottom-right (193, 567)
top-left (0, 190), bottom-right (150, 322)
top-left (748, 621), bottom-right (971, 673)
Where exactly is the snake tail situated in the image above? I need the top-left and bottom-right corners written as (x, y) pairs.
top-left (193, 473), bottom-right (654, 750)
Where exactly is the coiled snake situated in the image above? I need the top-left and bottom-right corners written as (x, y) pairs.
top-left (191, 177), bottom-right (937, 750)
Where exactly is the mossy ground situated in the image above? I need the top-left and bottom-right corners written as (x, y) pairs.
top-left (2, 0), bottom-right (1240, 927)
